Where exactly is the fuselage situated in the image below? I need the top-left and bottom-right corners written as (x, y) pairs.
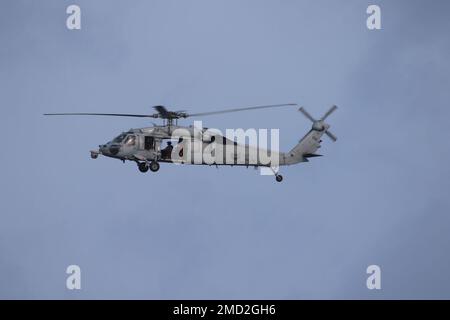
top-left (97, 125), bottom-right (289, 167)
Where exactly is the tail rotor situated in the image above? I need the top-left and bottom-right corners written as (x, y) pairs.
top-left (299, 105), bottom-right (338, 142)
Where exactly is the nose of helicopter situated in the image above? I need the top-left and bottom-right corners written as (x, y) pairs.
top-left (99, 143), bottom-right (121, 156)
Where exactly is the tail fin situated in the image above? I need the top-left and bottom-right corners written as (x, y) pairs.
top-left (285, 106), bottom-right (337, 165)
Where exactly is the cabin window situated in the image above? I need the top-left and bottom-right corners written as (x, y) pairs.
top-left (144, 136), bottom-right (155, 150)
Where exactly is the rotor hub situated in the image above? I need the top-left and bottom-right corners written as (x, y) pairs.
top-left (312, 121), bottom-right (325, 131)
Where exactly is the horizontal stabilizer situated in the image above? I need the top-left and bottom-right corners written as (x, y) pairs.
top-left (303, 153), bottom-right (323, 158)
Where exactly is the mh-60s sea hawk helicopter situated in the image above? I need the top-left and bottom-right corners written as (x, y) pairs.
top-left (44, 104), bottom-right (337, 182)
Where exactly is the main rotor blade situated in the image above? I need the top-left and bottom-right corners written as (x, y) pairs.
top-left (43, 113), bottom-right (156, 118)
top-left (325, 130), bottom-right (337, 142)
top-left (320, 105), bottom-right (338, 121)
top-left (186, 103), bottom-right (298, 117)
top-left (298, 107), bottom-right (316, 122)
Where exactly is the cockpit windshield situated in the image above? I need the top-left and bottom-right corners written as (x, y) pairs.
top-left (124, 135), bottom-right (136, 146)
top-left (113, 134), bottom-right (127, 143)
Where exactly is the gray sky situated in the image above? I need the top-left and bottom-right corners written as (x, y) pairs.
top-left (1, 0), bottom-right (449, 299)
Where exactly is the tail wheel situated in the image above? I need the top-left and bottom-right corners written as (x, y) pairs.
top-left (138, 162), bottom-right (149, 173)
top-left (275, 175), bottom-right (283, 182)
top-left (149, 161), bottom-right (160, 172)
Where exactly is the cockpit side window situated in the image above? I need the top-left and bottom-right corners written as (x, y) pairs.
top-left (124, 135), bottom-right (136, 146)
top-left (113, 134), bottom-right (127, 143)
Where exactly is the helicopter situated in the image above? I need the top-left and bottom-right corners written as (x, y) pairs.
top-left (44, 104), bottom-right (338, 182)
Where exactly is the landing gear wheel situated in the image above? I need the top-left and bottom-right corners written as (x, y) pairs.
top-left (138, 162), bottom-right (149, 173)
top-left (275, 175), bottom-right (283, 182)
top-left (149, 161), bottom-right (160, 172)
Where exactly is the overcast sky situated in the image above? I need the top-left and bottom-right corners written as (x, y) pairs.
top-left (1, 0), bottom-right (450, 299)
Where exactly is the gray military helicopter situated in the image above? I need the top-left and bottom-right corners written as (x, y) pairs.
top-left (44, 104), bottom-right (337, 182)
